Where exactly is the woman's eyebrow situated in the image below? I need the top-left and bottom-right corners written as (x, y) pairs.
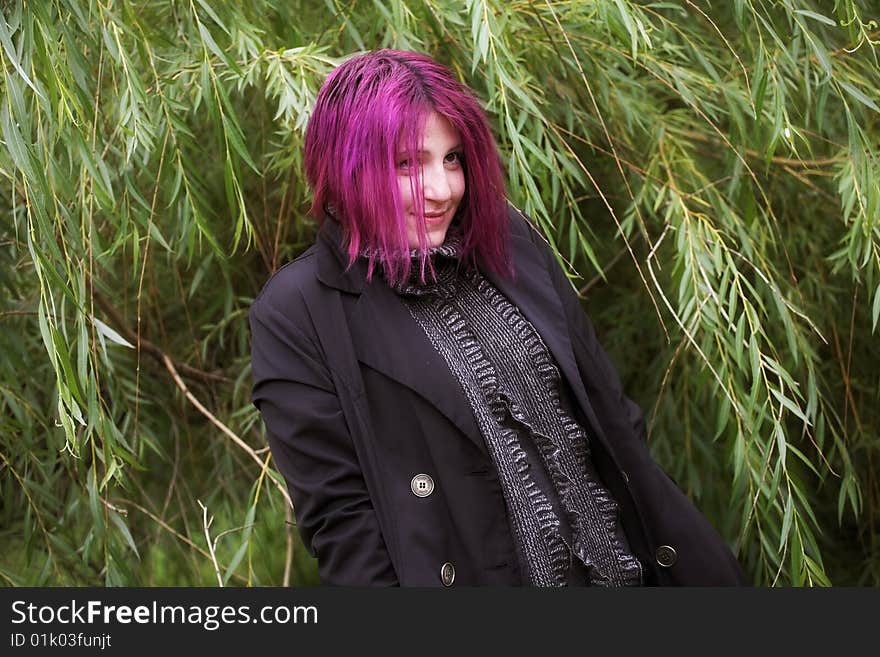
top-left (396, 144), bottom-right (463, 155)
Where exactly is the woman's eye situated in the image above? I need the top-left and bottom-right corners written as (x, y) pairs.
top-left (397, 159), bottom-right (410, 170)
top-left (445, 151), bottom-right (462, 164)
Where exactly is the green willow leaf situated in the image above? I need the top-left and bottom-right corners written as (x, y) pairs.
top-left (872, 283), bottom-right (880, 333)
top-left (839, 80), bottom-right (880, 113)
top-left (794, 10), bottom-right (837, 28)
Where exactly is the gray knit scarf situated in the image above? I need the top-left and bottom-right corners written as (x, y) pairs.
top-left (373, 229), bottom-right (642, 587)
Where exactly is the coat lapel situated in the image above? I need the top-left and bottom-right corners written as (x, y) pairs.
top-left (349, 281), bottom-right (487, 451)
top-left (316, 219), bottom-right (486, 452)
top-left (482, 231), bottom-right (593, 427)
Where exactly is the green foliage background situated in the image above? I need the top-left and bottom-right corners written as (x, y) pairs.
top-left (1, 0), bottom-right (878, 587)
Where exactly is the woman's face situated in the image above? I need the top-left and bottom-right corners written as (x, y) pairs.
top-left (397, 110), bottom-right (465, 248)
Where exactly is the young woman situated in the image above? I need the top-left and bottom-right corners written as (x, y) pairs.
top-left (250, 49), bottom-right (746, 587)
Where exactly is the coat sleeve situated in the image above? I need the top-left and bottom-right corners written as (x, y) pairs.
top-left (250, 292), bottom-right (399, 586)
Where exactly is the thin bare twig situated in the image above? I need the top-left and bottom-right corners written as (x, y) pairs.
top-left (0, 310), bottom-right (37, 320)
top-left (198, 500), bottom-right (224, 587)
top-left (283, 504), bottom-right (295, 587)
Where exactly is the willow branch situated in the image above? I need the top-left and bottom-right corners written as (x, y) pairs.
top-left (160, 353), bottom-right (293, 510)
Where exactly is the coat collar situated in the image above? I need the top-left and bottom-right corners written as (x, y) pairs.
top-left (314, 212), bottom-right (592, 457)
top-left (315, 218), bottom-right (368, 294)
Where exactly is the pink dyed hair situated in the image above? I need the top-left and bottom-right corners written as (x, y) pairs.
top-left (304, 49), bottom-right (512, 285)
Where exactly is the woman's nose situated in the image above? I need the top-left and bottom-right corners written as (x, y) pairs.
top-left (422, 165), bottom-right (452, 203)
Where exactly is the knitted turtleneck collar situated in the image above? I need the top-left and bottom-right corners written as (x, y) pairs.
top-left (365, 226), bottom-right (469, 298)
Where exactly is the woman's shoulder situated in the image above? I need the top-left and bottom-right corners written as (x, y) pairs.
top-left (505, 202), bottom-right (542, 245)
top-left (251, 244), bottom-right (322, 324)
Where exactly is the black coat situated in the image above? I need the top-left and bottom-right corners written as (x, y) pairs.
top-left (250, 206), bottom-right (747, 586)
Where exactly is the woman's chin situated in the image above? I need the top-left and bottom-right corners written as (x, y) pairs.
top-left (426, 226), bottom-right (449, 247)
top-left (408, 223), bottom-right (450, 249)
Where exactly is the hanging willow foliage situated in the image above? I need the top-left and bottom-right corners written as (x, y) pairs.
top-left (1, 0), bottom-right (878, 587)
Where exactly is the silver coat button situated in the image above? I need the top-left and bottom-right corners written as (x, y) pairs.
top-left (410, 473), bottom-right (434, 498)
top-left (655, 545), bottom-right (677, 568)
top-left (440, 562), bottom-right (455, 587)
top-left (620, 470), bottom-right (629, 483)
